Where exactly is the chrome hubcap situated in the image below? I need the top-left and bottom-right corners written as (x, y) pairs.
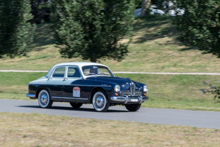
top-left (93, 92), bottom-right (107, 111)
top-left (41, 93), bottom-right (48, 104)
top-left (96, 96), bottom-right (104, 107)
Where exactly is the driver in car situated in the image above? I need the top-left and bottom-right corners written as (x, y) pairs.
top-left (89, 68), bottom-right (97, 75)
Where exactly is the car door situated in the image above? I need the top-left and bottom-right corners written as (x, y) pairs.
top-left (62, 66), bottom-right (87, 100)
top-left (47, 66), bottom-right (66, 99)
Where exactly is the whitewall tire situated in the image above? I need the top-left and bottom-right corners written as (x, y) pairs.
top-left (92, 91), bottom-right (109, 112)
top-left (38, 90), bottom-right (53, 108)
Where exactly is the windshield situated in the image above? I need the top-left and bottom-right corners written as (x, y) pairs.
top-left (82, 65), bottom-right (113, 77)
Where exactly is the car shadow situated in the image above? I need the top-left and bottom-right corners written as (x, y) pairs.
top-left (18, 105), bottom-right (129, 113)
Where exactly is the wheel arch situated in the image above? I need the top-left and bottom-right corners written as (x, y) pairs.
top-left (90, 87), bottom-right (108, 103)
top-left (36, 87), bottom-right (50, 98)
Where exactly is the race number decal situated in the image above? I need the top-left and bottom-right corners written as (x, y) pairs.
top-left (73, 87), bottom-right (80, 97)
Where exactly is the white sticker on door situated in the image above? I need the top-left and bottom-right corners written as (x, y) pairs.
top-left (73, 87), bottom-right (80, 97)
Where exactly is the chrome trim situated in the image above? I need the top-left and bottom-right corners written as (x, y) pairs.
top-left (120, 90), bottom-right (142, 96)
top-left (51, 96), bottom-right (63, 99)
top-left (71, 84), bottom-right (110, 87)
top-left (130, 82), bottom-right (135, 96)
top-left (110, 96), bottom-right (148, 104)
top-left (125, 96), bottom-right (129, 104)
top-left (63, 97), bottom-right (88, 100)
top-left (52, 96), bottom-right (88, 100)
top-left (26, 94), bottom-right (36, 98)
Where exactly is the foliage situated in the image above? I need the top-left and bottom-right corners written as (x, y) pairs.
top-left (135, 0), bottom-right (142, 8)
top-left (201, 81), bottom-right (220, 101)
top-left (0, 0), bottom-right (35, 58)
top-left (52, 0), bottom-right (135, 62)
top-left (30, 0), bottom-right (51, 23)
top-left (173, 0), bottom-right (220, 57)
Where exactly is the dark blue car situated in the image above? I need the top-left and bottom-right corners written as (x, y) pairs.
top-left (27, 62), bottom-right (149, 112)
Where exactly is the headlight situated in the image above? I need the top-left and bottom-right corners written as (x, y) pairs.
top-left (143, 85), bottom-right (148, 92)
top-left (114, 85), bottom-right (120, 92)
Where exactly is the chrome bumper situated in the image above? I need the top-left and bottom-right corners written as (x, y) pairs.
top-left (26, 94), bottom-right (36, 99)
top-left (110, 96), bottom-right (148, 104)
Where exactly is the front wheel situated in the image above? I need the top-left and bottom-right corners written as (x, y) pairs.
top-left (125, 104), bottom-right (141, 111)
top-left (92, 91), bottom-right (109, 112)
top-left (38, 90), bottom-right (53, 108)
top-left (70, 103), bottom-right (83, 108)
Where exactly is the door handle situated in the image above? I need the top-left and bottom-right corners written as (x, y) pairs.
top-left (63, 78), bottom-right (68, 81)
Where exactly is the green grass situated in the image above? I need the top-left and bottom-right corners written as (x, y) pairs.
top-left (0, 72), bottom-right (46, 99)
top-left (0, 16), bottom-right (220, 111)
top-left (1, 112), bottom-right (219, 146)
top-left (0, 16), bottom-right (220, 72)
top-left (1, 72), bottom-right (220, 111)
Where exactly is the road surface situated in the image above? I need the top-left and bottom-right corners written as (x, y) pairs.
top-left (0, 99), bottom-right (220, 129)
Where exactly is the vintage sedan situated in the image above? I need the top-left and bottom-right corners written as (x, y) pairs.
top-left (27, 62), bottom-right (149, 112)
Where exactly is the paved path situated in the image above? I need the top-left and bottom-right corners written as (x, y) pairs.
top-left (1, 99), bottom-right (220, 129)
top-left (0, 70), bottom-right (220, 75)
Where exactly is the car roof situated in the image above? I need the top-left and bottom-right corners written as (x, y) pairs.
top-left (54, 62), bottom-right (107, 68)
top-left (45, 62), bottom-right (113, 78)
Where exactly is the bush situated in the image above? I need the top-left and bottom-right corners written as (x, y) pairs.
top-left (201, 81), bottom-right (220, 101)
top-left (173, 0), bottom-right (220, 57)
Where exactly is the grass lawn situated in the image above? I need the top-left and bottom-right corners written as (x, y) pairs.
top-left (0, 16), bottom-right (220, 72)
top-left (0, 112), bottom-right (219, 146)
top-left (1, 72), bottom-right (220, 111)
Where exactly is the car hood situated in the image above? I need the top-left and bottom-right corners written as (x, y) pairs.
top-left (86, 76), bottom-right (133, 85)
top-left (85, 76), bottom-right (144, 91)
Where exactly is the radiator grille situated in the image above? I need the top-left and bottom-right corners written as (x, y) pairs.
top-left (130, 82), bottom-right (136, 96)
top-left (120, 90), bottom-right (141, 96)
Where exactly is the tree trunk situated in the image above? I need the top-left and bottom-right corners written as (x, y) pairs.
top-left (140, 0), bottom-right (151, 17)
top-left (90, 57), bottom-right (97, 63)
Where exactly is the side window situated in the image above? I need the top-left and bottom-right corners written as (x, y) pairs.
top-left (52, 67), bottom-right (65, 78)
top-left (68, 67), bottom-right (81, 78)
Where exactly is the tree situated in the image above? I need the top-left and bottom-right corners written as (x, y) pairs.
top-left (201, 81), bottom-right (220, 101)
top-left (0, 0), bottom-right (35, 58)
top-left (52, 0), bottom-right (135, 62)
top-left (140, 0), bottom-right (151, 17)
top-left (173, 0), bottom-right (220, 57)
top-left (30, 0), bottom-right (51, 23)
top-left (135, 0), bottom-right (142, 8)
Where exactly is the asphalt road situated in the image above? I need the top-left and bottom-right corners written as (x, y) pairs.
top-left (1, 99), bottom-right (220, 129)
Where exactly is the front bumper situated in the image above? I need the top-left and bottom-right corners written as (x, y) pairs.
top-left (26, 93), bottom-right (36, 99)
top-left (110, 96), bottom-right (149, 104)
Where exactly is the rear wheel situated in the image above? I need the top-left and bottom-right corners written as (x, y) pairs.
top-left (92, 91), bottom-right (109, 112)
top-left (125, 104), bottom-right (141, 111)
top-left (70, 103), bottom-right (83, 108)
top-left (38, 90), bottom-right (53, 108)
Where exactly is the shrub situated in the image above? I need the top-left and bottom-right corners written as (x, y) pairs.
top-left (201, 81), bottom-right (220, 101)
